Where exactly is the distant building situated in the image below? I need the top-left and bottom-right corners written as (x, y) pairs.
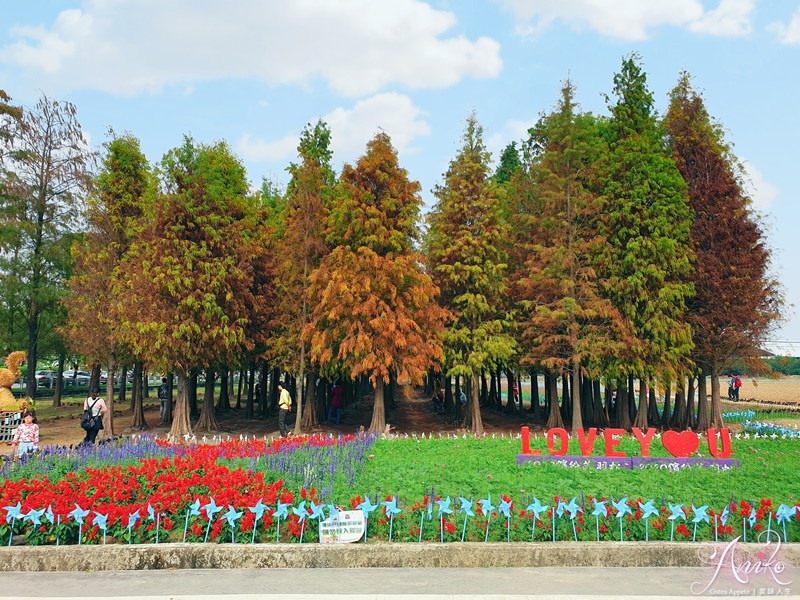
top-left (760, 341), bottom-right (800, 359)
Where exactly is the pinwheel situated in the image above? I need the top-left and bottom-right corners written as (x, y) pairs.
top-left (565, 497), bottom-right (583, 542)
top-left (93, 512), bottom-right (109, 545)
top-left (68, 504), bottom-right (90, 545)
top-left (478, 496), bottom-right (496, 543)
top-left (292, 501), bottom-right (308, 543)
top-left (591, 499), bottom-right (607, 542)
top-left (526, 497), bottom-right (549, 542)
top-left (381, 496), bottom-right (401, 543)
top-left (274, 501), bottom-right (290, 543)
top-left (183, 499), bottom-right (201, 543)
top-left (222, 506), bottom-right (243, 543)
top-left (498, 497), bottom-right (513, 543)
top-left (667, 503), bottom-right (685, 542)
top-left (4, 502), bottom-right (22, 546)
top-left (691, 505), bottom-right (709, 542)
top-left (43, 505), bottom-right (60, 546)
top-left (127, 509), bottom-right (141, 544)
top-left (611, 497), bottom-right (631, 542)
top-left (247, 499), bottom-right (269, 544)
top-left (437, 497), bottom-right (454, 543)
top-left (638, 500), bottom-right (659, 542)
top-left (356, 497), bottom-right (378, 544)
top-left (418, 497), bottom-right (433, 543)
top-left (23, 508), bottom-right (44, 527)
top-left (202, 498), bottom-right (223, 543)
top-left (458, 497), bottom-right (474, 542)
top-left (147, 503), bottom-right (161, 544)
top-left (776, 504), bottom-right (797, 542)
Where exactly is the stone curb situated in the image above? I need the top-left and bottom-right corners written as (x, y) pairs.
top-left (1, 542), bottom-right (798, 571)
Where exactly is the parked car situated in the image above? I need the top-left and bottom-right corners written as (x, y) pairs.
top-left (35, 370), bottom-right (61, 389)
top-left (62, 370), bottom-right (91, 387)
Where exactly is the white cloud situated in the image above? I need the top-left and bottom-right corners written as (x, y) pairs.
top-left (742, 159), bottom-right (778, 214)
top-left (238, 92), bottom-right (430, 164)
top-left (767, 7), bottom-right (800, 45)
top-left (497, 0), bottom-right (753, 41)
top-left (486, 117), bottom-right (533, 162)
top-left (0, 0), bottom-right (502, 97)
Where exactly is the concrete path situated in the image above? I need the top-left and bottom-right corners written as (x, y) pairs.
top-left (1, 566), bottom-right (798, 599)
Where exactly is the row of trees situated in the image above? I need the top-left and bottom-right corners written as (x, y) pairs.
top-left (0, 54), bottom-right (781, 437)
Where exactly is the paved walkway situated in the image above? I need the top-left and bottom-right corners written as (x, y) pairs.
top-left (1, 566), bottom-right (798, 599)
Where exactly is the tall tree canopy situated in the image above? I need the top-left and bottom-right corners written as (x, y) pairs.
top-left (665, 73), bottom-right (782, 427)
top-left (426, 114), bottom-right (514, 433)
top-left (307, 132), bottom-right (446, 432)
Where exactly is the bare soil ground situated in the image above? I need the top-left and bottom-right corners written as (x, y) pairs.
top-left (3, 376), bottom-right (799, 456)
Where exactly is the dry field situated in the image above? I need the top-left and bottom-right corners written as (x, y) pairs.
top-left (726, 375), bottom-right (800, 405)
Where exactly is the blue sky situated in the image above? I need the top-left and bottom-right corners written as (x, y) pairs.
top-left (2, 1), bottom-right (799, 344)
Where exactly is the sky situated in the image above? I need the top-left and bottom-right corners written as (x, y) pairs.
top-left (1, 0), bottom-right (799, 346)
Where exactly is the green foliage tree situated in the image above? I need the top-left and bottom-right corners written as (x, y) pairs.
top-left (665, 73), bottom-right (782, 429)
top-left (0, 94), bottom-right (94, 395)
top-left (426, 114), bottom-right (515, 433)
top-left (307, 132), bottom-right (446, 433)
top-left (597, 55), bottom-right (694, 431)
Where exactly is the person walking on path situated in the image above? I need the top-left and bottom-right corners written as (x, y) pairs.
top-left (81, 388), bottom-right (107, 445)
top-left (277, 381), bottom-right (292, 437)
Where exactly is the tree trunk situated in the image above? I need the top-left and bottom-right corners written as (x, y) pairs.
top-left (51, 353), bottom-right (65, 408)
top-left (102, 365), bottom-right (115, 437)
top-left (530, 371), bottom-right (540, 419)
top-left (130, 361), bottom-right (148, 430)
top-left (118, 364), bottom-right (128, 408)
top-left (25, 303), bottom-right (39, 399)
top-left (696, 370), bottom-right (710, 432)
top-left (169, 366), bottom-right (193, 438)
top-left (709, 364), bottom-right (725, 429)
top-left (570, 360), bottom-right (582, 434)
top-left (617, 376), bottom-right (633, 432)
top-left (369, 378), bottom-right (386, 433)
top-left (546, 371), bottom-right (564, 430)
top-left (164, 372), bottom-right (174, 424)
top-left (660, 381), bottom-right (672, 429)
top-left (299, 369), bottom-right (319, 431)
top-left (188, 370), bottom-right (199, 417)
top-left (468, 372), bottom-right (484, 434)
top-left (216, 368), bottom-right (231, 411)
top-left (560, 373), bottom-right (570, 424)
top-left (632, 376), bottom-right (648, 430)
top-left (245, 362), bottom-right (255, 419)
top-left (196, 368), bottom-right (220, 432)
top-left (505, 371), bottom-right (517, 414)
top-left (647, 384), bottom-right (659, 424)
top-left (593, 379), bottom-right (608, 427)
top-left (686, 376), bottom-right (697, 430)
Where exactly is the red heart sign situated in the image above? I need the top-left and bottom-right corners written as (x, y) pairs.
top-left (662, 430), bottom-right (700, 458)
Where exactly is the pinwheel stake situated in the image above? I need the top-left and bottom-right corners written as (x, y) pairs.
top-left (591, 499), bottom-right (607, 542)
top-left (94, 512), bottom-right (109, 545)
top-left (381, 497), bottom-right (401, 543)
top-left (668, 503), bottom-right (685, 542)
top-left (478, 496), bottom-right (495, 543)
top-left (565, 498), bottom-right (582, 542)
top-left (776, 504), bottom-right (796, 542)
top-left (4, 502), bottom-right (22, 546)
top-left (638, 500), bottom-right (658, 542)
top-left (147, 504), bottom-right (161, 544)
top-left (356, 497), bottom-right (378, 544)
top-left (292, 501), bottom-right (308, 543)
top-left (526, 498), bottom-right (548, 542)
top-left (458, 497), bottom-right (474, 542)
top-left (183, 499), bottom-right (201, 543)
top-left (437, 497), bottom-right (453, 543)
top-left (127, 510), bottom-right (140, 544)
top-left (498, 498), bottom-right (512, 543)
top-left (247, 499), bottom-right (269, 544)
top-left (202, 498), bottom-right (223, 543)
top-left (274, 501), bottom-right (289, 543)
top-left (612, 497), bottom-right (631, 542)
top-left (222, 506), bottom-right (243, 543)
top-left (418, 498), bottom-right (431, 543)
top-left (68, 504), bottom-right (90, 545)
top-left (691, 504), bottom-right (709, 541)
top-left (718, 506), bottom-right (730, 543)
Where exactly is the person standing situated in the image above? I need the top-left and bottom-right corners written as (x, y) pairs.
top-left (11, 409), bottom-right (39, 457)
top-left (158, 377), bottom-right (169, 421)
top-left (328, 380), bottom-right (344, 425)
top-left (277, 381), bottom-right (292, 437)
top-left (82, 388), bottom-right (107, 445)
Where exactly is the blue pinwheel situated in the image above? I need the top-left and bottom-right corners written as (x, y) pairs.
top-left (68, 504), bottom-right (90, 545)
top-left (479, 495), bottom-right (495, 543)
top-left (43, 505), bottom-right (60, 546)
top-left (776, 504), bottom-right (796, 542)
top-left (565, 497), bottom-right (583, 542)
top-left (93, 512), bottom-right (109, 545)
top-left (437, 497), bottom-right (454, 543)
top-left (308, 501), bottom-right (326, 542)
top-left (526, 497), bottom-right (549, 542)
top-left (498, 497), bottom-right (513, 543)
top-left (127, 509), bottom-right (141, 544)
top-left (274, 500), bottom-right (290, 543)
top-left (356, 496), bottom-right (378, 544)
top-left (222, 506), bottom-right (243, 543)
top-left (292, 501), bottom-right (308, 543)
top-left (691, 504), bottom-right (709, 542)
top-left (247, 499), bottom-right (269, 544)
top-left (382, 496), bottom-right (401, 543)
top-left (23, 507), bottom-right (44, 527)
top-left (667, 503), bottom-right (685, 542)
top-left (4, 502), bottom-right (22, 546)
top-left (611, 497), bottom-right (631, 542)
top-left (714, 505), bottom-right (731, 542)
top-left (458, 497), bottom-right (474, 542)
top-left (591, 499), bottom-right (607, 542)
top-left (202, 498), bottom-right (223, 543)
top-left (183, 499), bottom-right (201, 543)
top-left (147, 503), bottom-right (162, 544)
top-left (638, 500), bottom-right (659, 542)
top-left (418, 497), bottom-right (433, 543)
